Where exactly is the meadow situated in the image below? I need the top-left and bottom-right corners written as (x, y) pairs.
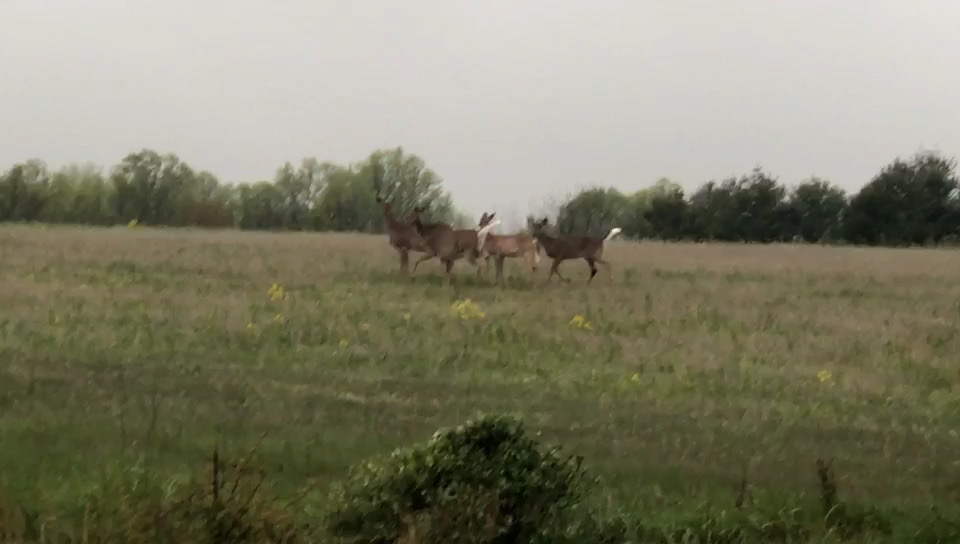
top-left (2, 223), bottom-right (960, 539)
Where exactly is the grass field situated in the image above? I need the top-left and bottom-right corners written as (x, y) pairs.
top-left (2, 224), bottom-right (960, 536)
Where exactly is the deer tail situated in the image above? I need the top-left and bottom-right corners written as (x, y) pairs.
top-left (476, 220), bottom-right (500, 251)
top-left (532, 239), bottom-right (541, 264)
top-left (604, 227), bottom-right (623, 241)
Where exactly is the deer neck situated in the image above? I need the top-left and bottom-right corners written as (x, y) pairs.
top-left (532, 230), bottom-right (555, 246)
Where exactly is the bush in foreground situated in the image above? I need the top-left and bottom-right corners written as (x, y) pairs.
top-left (325, 414), bottom-right (590, 543)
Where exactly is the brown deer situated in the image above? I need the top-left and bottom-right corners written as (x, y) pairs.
top-left (475, 212), bottom-right (541, 284)
top-left (410, 208), bottom-right (500, 281)
top-left (529, 217), bottom-right (622, 283)
top-left (373, 169), bottom-right (429, 275)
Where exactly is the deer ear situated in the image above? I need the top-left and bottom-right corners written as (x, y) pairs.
top-left (488, 212), bottom-right (496, 220)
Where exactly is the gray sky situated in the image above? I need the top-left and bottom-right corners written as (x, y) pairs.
top-left (3, 1), bottom-right (959, 223)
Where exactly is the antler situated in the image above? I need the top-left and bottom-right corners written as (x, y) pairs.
top-left (371, 159), bottom-right (385, 203)
top-left (373, 158), bottom-right (404, 205)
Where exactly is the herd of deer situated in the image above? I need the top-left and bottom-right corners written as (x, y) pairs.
top-left (373, 176), bottom-right (623, 284)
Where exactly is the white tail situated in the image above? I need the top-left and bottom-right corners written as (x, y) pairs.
top-left (604, 227), bottom-right (623, 241)
top-left (476, 219), bottom-right (501, 250)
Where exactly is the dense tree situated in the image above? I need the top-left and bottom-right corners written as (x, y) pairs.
top-left (40, 163), bottom-right (108, 224)
top-left (235, 181), bottom-right (286, 230)
top-left (367, 147), bottom-right (455, 225)
top-left (110, 150), bottom-right (197, 225)
top-left (644, 181), bottom-right (688, 240)
top-left (686, 179), bottom-right (739, 241)
top-left (311, 162), bottom-right (377, 232)
top-left (784, 178), bottom-right (847, 243)
top-left (617, 178), bottom-right (684, 239)
top-left (272, 158), bottom-right (326, 230)
top-left (0, 159), bottom-right (50, 222)
top-left (555, 187), bottom-right (628, 236)
top-left (731, 167), bottom-right (789, 243)
top-left (844, 152), bottom-right (959, 245)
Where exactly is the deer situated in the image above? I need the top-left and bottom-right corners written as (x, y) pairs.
top-left (529, 217), bottom-right (622, 283)
top-left (474, 212), bottom-right (542, 284)
top-left (372, 166), bottom-right (430, 275)
top-left (409, 207), bottom-right (500, 282)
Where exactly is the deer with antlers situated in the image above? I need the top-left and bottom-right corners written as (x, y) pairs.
top-left (529, 217), bottom-right (622, 283)
top-left (372, 166), bottom-right (430, 275)
top-left (409, 207), bottom-right (500, 281)
top-left (474, 212), bottom-right (541, 284)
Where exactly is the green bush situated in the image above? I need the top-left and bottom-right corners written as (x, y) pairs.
top-left (325, 414), bottom-right (590, 543)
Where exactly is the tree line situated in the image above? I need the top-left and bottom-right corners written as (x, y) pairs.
top-left (1, 147), bottom-right (958, 247)
top-left (554, 151), bottom-right (960, 246)
top-left (0, 147), bottom-right (465, 233)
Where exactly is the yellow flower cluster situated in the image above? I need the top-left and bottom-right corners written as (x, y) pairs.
top-left (568, 314), bottom-right (593, 330)
top-left (451, 298), bottom-right (486, 320)
top-left (817, 369), bottom-right (833, 384)
top-left (267, 282), bottom-right (287, 302)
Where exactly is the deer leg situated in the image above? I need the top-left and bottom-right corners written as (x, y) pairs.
top-left (411, 253), bottom-right (434, 274)
top-left (496, 254), bottom-right (506, 284)
top-left (476, 252), bottom-right (488, 279)
top-left (596, 257), bottom-right (613, 281)
top-left (549, 258), bottom-right (570, 283)
top-left (586, 258), bottom-right (598, 283)
top-left (443, 258), bottom-right (455, 283)
top-left (398, 249), bottom-right (409, 274)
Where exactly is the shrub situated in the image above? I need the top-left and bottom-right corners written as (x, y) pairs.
top-left (325, 414), bottom-right (591, 543)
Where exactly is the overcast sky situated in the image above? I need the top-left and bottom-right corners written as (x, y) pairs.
top-left (3, 1), bottom-right (959, 222)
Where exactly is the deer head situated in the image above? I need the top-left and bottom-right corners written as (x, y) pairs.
top-left (531, 217), bottom-right (550, 234)
top-left (409, 203), bottom-right (430, 231)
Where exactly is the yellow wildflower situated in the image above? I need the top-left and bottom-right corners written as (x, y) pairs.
top-left (267, 282), bottom-right (287, 301)
top-left (451, 298), bottom-right (486, 320)
top-left (817, 370), bottom-right (833, 384)
top-left (338, 338), bottom-right (349, 350)
top-left (568, 315), bottom-right (593, 330)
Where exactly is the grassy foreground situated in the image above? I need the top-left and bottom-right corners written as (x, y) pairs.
top-left (1, 224), bottom-right (960, 540)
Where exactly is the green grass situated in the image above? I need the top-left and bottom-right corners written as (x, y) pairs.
top-left (2, 224), bottom-right (960, 540)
